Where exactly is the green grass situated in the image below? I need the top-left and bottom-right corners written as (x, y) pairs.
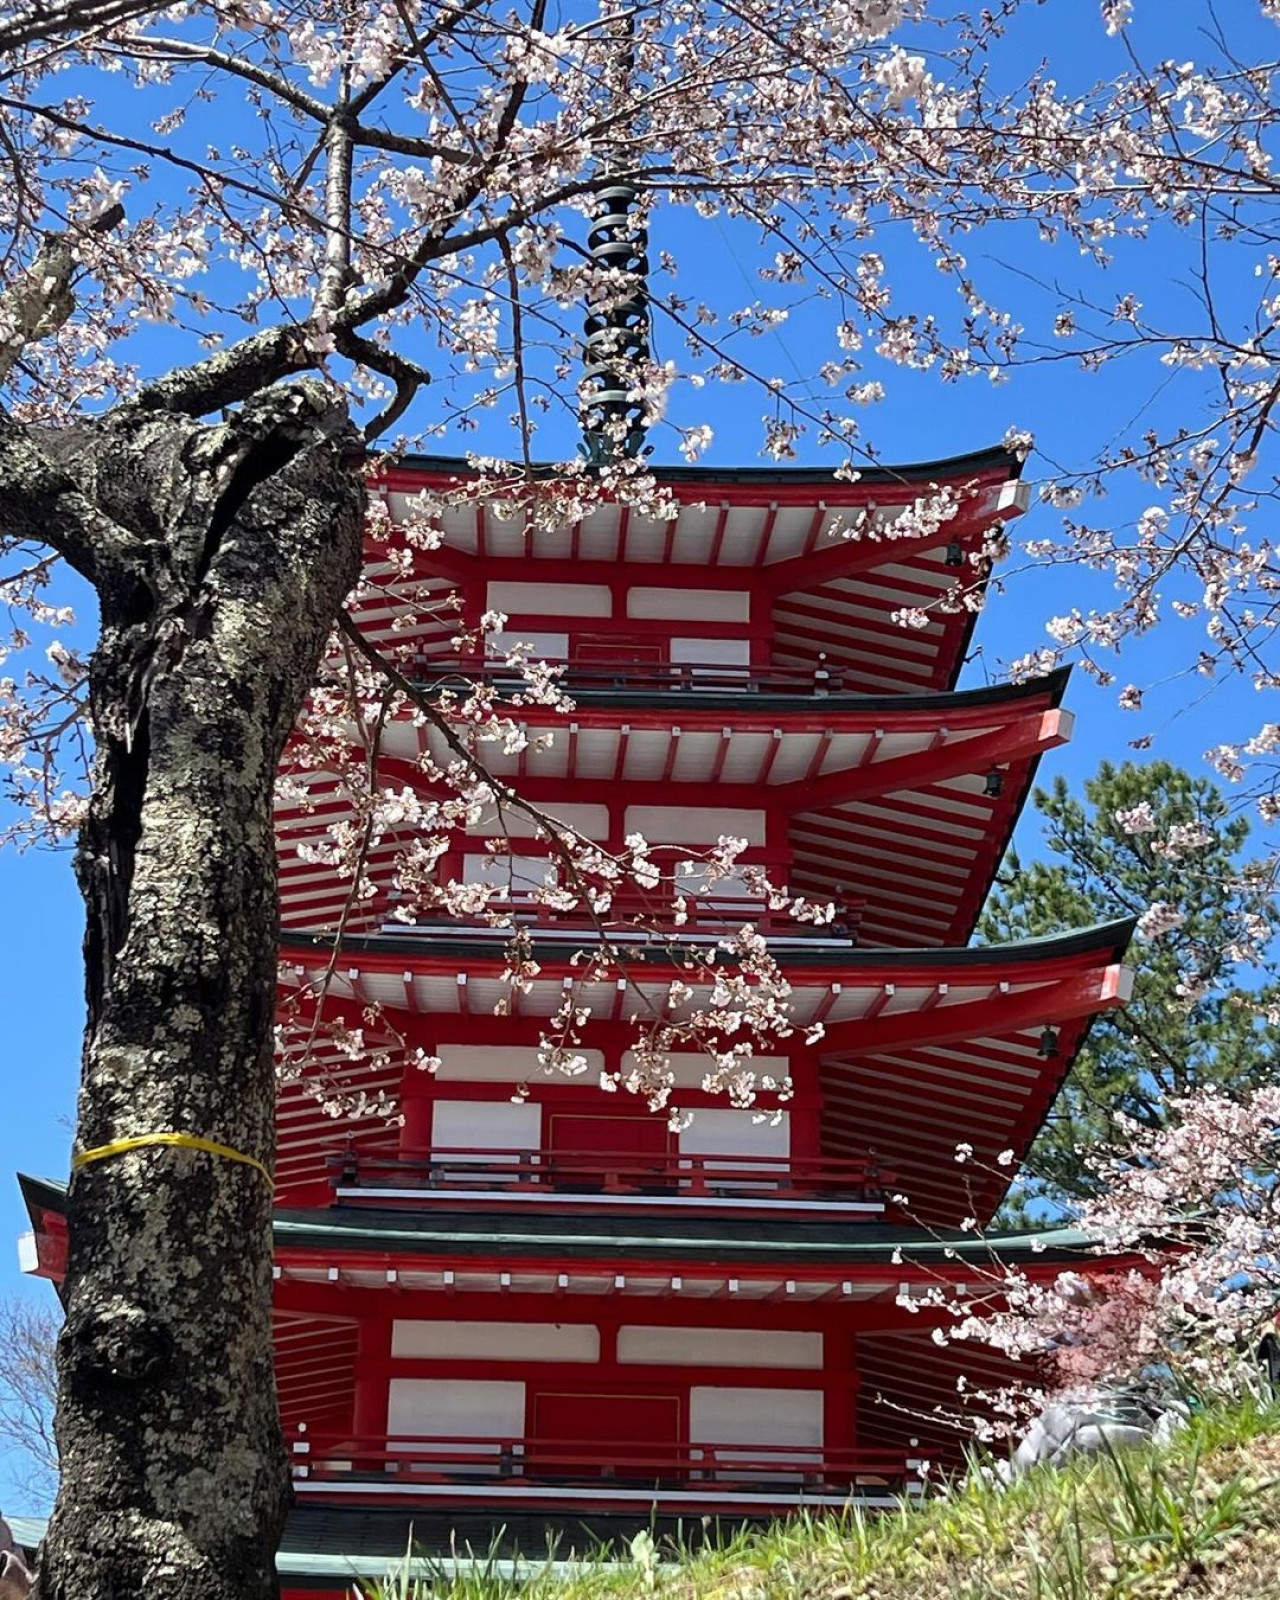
top-left (360, 1394), bottom-right (1280, 1599)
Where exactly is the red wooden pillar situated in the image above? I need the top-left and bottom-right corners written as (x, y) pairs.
top-left (399, 1063), bottom-right (434, 1158)
top-left (823, 1327), bottom-right (859, 1468)
top-left (352, 1314), bottom-right (392, 1441)
top-left (788, 1042), bottom-right (825, 1172)
top-left (749, 583), bottom-right (774, 672)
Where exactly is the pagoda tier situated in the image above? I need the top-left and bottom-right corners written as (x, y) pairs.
top-left (275, 919), bottom-right (1133, 1225)
top-left (358, 447), bottom-right (1027, 696)
top-left (20, 1174), bottom-right (1147, 1519)
top-left (277, 670), bottom-right (1071, 949)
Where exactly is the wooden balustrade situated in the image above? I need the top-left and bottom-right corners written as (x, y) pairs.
top-left (289, 1429), bottom-right (918, 1494)
top-left (402, 886), bottom-right (865, 941)
top-left (329, 1145), bottom-right (894, 1205)
top-left (413, 656), bottom-right (847, 695)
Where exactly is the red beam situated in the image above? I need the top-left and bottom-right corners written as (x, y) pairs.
top-left (758, 729), bottom-right (785, 785)
top-left (708, 503), bottom-right (732, 567)
top-left (777, 708), bottom-right (1071, 811)
top-left (661, 729), bottom-right (681, 784)
top-left (801, 839), bottom-right (968, 892)
top-left (709, 728), bottom-right (732, 785)
top-left (825, 1074), bottom-right (1027, 1126)
top-left (820, 963), bottom-right (1130, 1058)
top-left (762, 509), bottom-right (990, 596)
top-left (798, 502), bottom-right (828, 558)
top-left (756, 502), bottom-right (781, 563)
top-left (803, 729), bottom-right (835, 784)
top-left (772, 599), bottom-right (945, 666)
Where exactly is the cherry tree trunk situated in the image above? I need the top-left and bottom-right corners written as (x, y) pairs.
top-left (31, 385), bottom-right (365, 1600)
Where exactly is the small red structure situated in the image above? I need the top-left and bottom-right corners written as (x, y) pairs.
top-left (21, 445), bottom-right (1135, 1590)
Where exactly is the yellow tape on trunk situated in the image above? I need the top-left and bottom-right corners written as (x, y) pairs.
top-left (72, 1132), bottom-right (273, 1189)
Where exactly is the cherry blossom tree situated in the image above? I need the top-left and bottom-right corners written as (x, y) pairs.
top-left (885, 1095), bottom-right (1280, 1453)
top-left (940, 1088), bottom-right (1280, 1413)
top-left (5, 2), bottom-right (1280, 1596)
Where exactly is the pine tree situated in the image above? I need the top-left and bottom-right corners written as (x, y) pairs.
top-left (980, 760), bottom-right (1279, 1212)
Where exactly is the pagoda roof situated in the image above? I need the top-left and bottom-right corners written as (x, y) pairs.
top-left (278, 669), bottom-right (1071, 949)
top-left (281, 911), bottom-right (1131, 971)
top-left (277, 1208), bottom-right (1097, 1266)
top-left (362, 445), bottom-right (1026, 698)
top-left (378, 443), bottom-right (1022, 492)
top-left (275, 918), bottom-right (1133, 1221)
top-left (17, 1171), bottom-right (1096, 1273)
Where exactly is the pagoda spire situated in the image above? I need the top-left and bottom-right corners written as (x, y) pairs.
top-left (580, 19), bottom-right (651, 464)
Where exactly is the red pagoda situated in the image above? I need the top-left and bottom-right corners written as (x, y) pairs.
top-left (21, 444), bottom-right (1136, 1594)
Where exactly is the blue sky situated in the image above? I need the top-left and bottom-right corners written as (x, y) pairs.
top-left (2, 0), bottom-right (1276, 1506)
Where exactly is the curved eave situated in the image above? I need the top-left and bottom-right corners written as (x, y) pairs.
top-left (9, 1171), bottom-right (1138, 1274)
top-left (279, 915), bottom-right (1135, 973)
top-left (401, 666), bottom-right (1070, 716)
top-left (376, 445), bottom-right (1023, 493)
top-left (787, 674), bottom-right (1069, 949)
top-left (820, 1005), bottom-right (1096, 1228)
top-left (940, 723), bottom-right (1046, 946)
top-left (15, 1170), bottom-right (1123, 1271)
top-left (271, 1208), bottom-right (1094, 1264)
top-left (811, 922), bottom-right (1135, 1224)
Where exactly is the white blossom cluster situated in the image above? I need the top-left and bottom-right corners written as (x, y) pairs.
top-left (892, 1090), bottom-right (1280, 1446)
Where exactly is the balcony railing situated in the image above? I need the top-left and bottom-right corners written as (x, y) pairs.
top-left (402, 887), bottom-right (864, 941)
top-left (414, 656), bottom-right (849, 696)
top-left (329, 1146), bottom-right (894, 1209)
top-left (290, 1430), bottom-right (922, 1501)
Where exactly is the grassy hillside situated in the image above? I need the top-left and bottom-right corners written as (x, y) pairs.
top-left (367, 1396), bottom-right (1280, 1600)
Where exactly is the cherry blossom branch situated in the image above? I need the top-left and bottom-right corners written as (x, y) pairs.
top-left (316, 78), bottom-right (354, 317)
top-left (0, 206), bottom-right (152, 585)
top-left (327, 605), bottom-right (806, 1084)
top-left (295, 679), bottom-right (398, 1055)
top-left (113, 35), bottom-right (337, 125)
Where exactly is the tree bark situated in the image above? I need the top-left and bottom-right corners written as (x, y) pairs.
top-left (30, 383), bottom-right (365, 1600)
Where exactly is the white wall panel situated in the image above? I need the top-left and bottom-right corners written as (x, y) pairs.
top-left (388, 1378), bottom-right (525, 1440)
top-left (618, 1326), bottom-right (819, 1369)
top-left (627, 587), bottom-right (751, 621)
top-left (689, 1386), bottom-right (823, 1446)
top-left (488, 581), bottom-right (612, 616)
top-left (670, 636), bottom-right (751, 667)
top-left (432, 1099), bottom-right (541, 1153)
top-left (673, 866), bottom-right (758, 901)
top-left (485, 629), bottom-right (567, 660)
top-left (466, 801), bottom-right (609, 840)
top-left (679, 1110), bottom-right (790, 1161)
top-left (392, 1320), bottom-right (599, 1362)
top-left (436, 1045), bottom-right (605, 1083)
top-left (462, 852), bottom-right (552, 890)
top-left (621, 1051), bottom-right (791, 1090)
top-left (623, 806), bottom-right (767, 846)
